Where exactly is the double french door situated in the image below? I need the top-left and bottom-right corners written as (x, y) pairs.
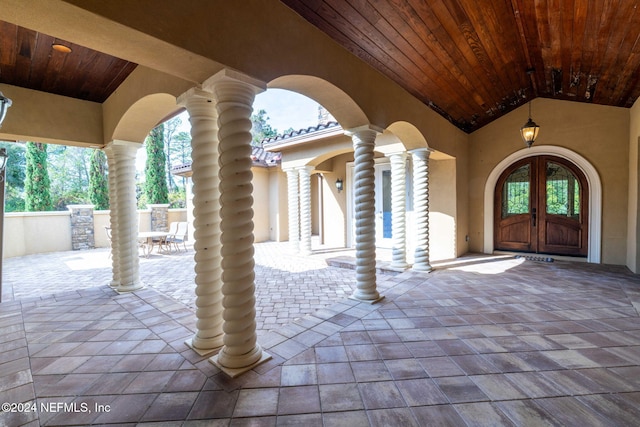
top-left (494, 155), bottom-right (588, 257)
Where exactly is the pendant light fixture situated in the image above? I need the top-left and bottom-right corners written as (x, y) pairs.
top-left (521, 68), bottom-right (540, 148)
top-left (520, 101), bottom-right (540, 148)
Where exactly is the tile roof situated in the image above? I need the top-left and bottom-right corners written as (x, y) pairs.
top-left (262, 121), bottom-right (341, 145)
top-left (171, 146), bottom-right (281, 177)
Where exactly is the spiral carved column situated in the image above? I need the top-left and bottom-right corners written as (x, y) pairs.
top-left (389, 152), bottom-right (408, 269)
top-left (298, 166), bottom-right (313, 256)
top-left (112, 141), bottom-right (143, 292)
top-left (209, 71), bottom-right (270, 377)
top-left (285, 168), bottom-right (300, 253)
top-left (349, 128), bottom-right (382, 303)
top-left (179, 88), bottom-right (224, 354)
top-left (104, 144), bottom-right (120, 288)
top-left (411, 148), bottom-right (432, 272)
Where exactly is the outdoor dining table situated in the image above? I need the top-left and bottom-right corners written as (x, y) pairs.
top-left (138, 231), bottom-right (169, 257)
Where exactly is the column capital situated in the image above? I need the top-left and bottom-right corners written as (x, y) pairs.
top-left (344, 124), bottom-right (384, 138)
top-left (409, 147), bottom-right (433, 159)
top-left (106, 140), bottom-right (142, 149)
top-left (296, 165), bottom-right (314, 173)
top-left (177, 87), bottom-right (215, 107)
top-left (387, 151), bottom-right (408, 160)
top-left (203, 68), bottom-right (266, 95)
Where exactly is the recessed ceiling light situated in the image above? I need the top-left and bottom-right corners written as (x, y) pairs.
top-left (52, 43), bottom-right (72, 53)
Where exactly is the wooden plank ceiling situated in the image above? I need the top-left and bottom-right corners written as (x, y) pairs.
top-left (282, 0), bottom-right (640, 132)
top-left (2, 2), bottom-right (640, 133)
top-left (0, 21), bottom-right (136, 103)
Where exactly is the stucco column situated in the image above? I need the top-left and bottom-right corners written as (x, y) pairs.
top-left (348, 126), bottom-right (383, 303)
top-left (389, 152), bottom-right (408, 269)
top-left (104, 145), bottom-right (120, 288)
top-left (285, 168), bottom-right (300, 253)
top-left (298, 165), bottom-right (313, 256)
top-left (411, 148), bottom-right (432, 272)
top-left (178, 87), bottom-right (224, 355)
top-left (110, 141), bottom-right (144, 292)
top-left (208, 70), bottom-right (271, 377)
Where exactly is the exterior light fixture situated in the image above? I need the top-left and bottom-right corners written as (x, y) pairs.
top-left (0, 91), bottom-right (12, 128)
top-left (520, 101), bottom-right (540, 148)
top-left (336, 178), bottom-right (343, 193)
top-left (52, 43), bottom-right (72, 53)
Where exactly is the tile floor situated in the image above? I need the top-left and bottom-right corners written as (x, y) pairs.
top-left (1, 244), bottom-right (640, 426)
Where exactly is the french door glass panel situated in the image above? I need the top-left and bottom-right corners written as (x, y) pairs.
top-left (546, 161), bottom-right (580, 219)
top-left (502, 164), bottom-right (530, 218)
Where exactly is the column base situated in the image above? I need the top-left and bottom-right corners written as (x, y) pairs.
top-left (390, 262), bottom-right (409, 270)
top-left (185, 337), bottom-right (223, 356)
top-left (349, 294), bottom-right (385, 304)
top-left (115, 282), bottom-right (144, 293)
top-left (412, 264), bottom-right (433, 273)
top-left (209, 351), bottom-right (272, 378)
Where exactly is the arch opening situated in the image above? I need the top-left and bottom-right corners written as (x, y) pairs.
top-left (484, 146), bottom-right (602, 263)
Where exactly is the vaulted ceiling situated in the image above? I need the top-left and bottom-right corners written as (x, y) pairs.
top-left (283, 0), bottom-right (640, 132)
top-left (1, 0), bottom-right (640, 133)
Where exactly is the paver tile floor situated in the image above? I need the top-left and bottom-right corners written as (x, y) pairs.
top-left (1, 242), bottom-right (640, 426)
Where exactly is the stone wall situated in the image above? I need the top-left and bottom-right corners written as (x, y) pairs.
top-left (149, 204), bottom-right (170, 231)
top-left (68, 204), bottom-right (95, 250)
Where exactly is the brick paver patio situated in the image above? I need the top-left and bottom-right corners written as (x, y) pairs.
top-left (1, 241), bottom-right (358, 334)
top-left (2, 242), bottom-right (640, 426)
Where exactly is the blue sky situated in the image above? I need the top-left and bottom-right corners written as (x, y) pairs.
top-left (253, 89), bottom-right (320, 133)
top-left (175, 88), bottom-right (320, 135)
top-left (139, 89), bottom-right (320, 170)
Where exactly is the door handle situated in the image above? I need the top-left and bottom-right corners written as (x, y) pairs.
top-left (532, 208), bottom-right (537, 227)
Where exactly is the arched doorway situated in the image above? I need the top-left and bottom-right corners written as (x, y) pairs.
top-left (494, 155), bottom-right (588, 257)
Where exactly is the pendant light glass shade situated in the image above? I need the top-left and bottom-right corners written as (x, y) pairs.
top-left (520, 101), bottom-right (539, 148)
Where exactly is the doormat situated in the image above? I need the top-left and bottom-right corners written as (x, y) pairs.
top-left (515, 255), bottom-right (554, 262)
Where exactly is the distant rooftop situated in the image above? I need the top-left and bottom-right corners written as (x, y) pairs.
top-left (172, 106), bottom-right (339, 176)
top-left (262, 121), bottom-right (341, 145)
top-left (171, 145), bottom-right (282, 177)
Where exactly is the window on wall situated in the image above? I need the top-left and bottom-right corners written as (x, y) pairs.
top-left (502, 164), bottom-right (530, 217)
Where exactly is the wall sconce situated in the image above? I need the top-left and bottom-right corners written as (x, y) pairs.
top-left (520, 100), bottom-right (540, 148)
top-left (335, 178), bottom-right (343, 193)
top-left (0, 91), bottom-right (12, 128)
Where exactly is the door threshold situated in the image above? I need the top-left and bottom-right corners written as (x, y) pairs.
top-left (493, 250), bottom-right (588, 263)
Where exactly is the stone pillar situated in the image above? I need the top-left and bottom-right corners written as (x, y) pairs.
top-left (389, 152), bottom-right (408, 269)
top-left (208, 70), bottom-right (271, 377)
top-left (348, 126), bottom-right (383, 303)
top-left (298, 166), bottom-right (313, 256)
top-left (411, 148), bottom-right (432, 272)
top-left (285, 168), bottom-right (300, 253)
top-left (111, 141), bottom-right (144, 292)
top-left (148, 204), bottom-right (170, 231)
top-left (178, 87), bottom-right (225, 355)
top-left (104, 145), bottom-right (120, 288)
top-left (68, 205), bottom-right (95, 250)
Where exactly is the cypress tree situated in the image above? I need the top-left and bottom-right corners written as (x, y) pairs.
top-left (88, 149), bottom-right (109, 210)
top-left (144, 123), bottom-right (169, 205)
top-left (25, 142), bottom-right (53, 211)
